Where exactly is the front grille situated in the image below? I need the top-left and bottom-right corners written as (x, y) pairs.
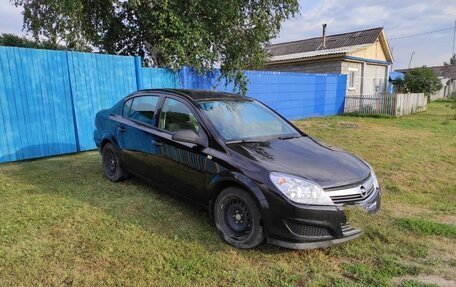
top-left (284, 220), bottom-right (332, 238)
top-left (330, 184), bottom-right (374, 204)
top-left (327, 177), bottom-right (376, 205)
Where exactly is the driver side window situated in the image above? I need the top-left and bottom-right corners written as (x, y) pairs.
top-left (159, 98), bottom-right (200, 133)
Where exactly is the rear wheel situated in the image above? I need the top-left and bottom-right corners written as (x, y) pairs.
top-left (214, 187), bottom-right (265, 249)
top-left (102, 142), bottom-right (128, 182)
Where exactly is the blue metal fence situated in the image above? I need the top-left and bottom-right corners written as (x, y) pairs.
top-left (0, 46), bottom-right (346, 163)
top-left (0, 47), bottom-right (77, 163)
top-left (68, 52), bottom-right (138, 151)
top-left (142, 67), bottom-right (180, 89)
top-left (178, 67), bottom-right (346, 120)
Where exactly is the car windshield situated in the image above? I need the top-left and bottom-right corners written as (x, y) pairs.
top-left (198, 100), bottom-right (300, 142)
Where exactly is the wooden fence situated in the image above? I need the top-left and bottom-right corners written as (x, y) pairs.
top-left (344, 93), bottom-right (427, 116)
top-left (395, 93), bottom-right (427, 116)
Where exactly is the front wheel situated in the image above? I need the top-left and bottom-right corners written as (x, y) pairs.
top-left (101, 142), bottom-right (128, 182)
top-left (214, 187), bottom-right (265, 249)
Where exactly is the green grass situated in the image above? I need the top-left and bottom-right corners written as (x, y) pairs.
top-left (398, 279), bottom-right (440, 287)
top-left (0, 102), bottom-right (455, 286)
top-left (342, 112), bottom-right (394, 118)
top-left (395, 218), bottom-right (456, 239)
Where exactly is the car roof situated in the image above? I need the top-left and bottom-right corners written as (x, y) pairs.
top-left (136, 89), bottom-right (250, 102)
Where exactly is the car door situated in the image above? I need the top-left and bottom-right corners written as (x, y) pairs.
top-left (117, 95), bottom-right (162, 181)
top-left (154, 97), bottom-right (208, 202)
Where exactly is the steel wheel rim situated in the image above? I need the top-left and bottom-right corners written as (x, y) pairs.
top-left (104, 150), bottom-right (117, 177)
top-left (223, 197), bottom-right (252, 240)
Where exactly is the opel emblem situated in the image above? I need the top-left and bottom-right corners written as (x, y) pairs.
top-left (360, 186), bottom-right (367, 198)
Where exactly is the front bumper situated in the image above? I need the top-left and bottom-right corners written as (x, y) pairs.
top-left (261, 185), bottom-right (381, 250)
top-left (268, 230), bottom-right (362, 249)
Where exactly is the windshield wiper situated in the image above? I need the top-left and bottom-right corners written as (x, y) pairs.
top-left (278, 134), bottom-right (301, 140)
top-left (226, 138), bottom-right (262, 144)
top-left (227, 135), bottom-right (300, 144)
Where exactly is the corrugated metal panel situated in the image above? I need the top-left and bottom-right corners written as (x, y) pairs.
top-left (180, 67), bottom-right (347, 120)
top-left (244, 71), bottom-right (347, 119)
top-left (269, 44), bottom-right (370, 62)
top-left (0, 47), bottom-right (188, 163)
top-left (0, 47), bottom-right (348, 163)
top-left (68, 51), bottom-right (137, 151)
top-left (267, 27), bottom-right (383, 56)
top-left (142, 67), bottom-right (180, 88)
top-left (0, 47), bottom-right (77, 163)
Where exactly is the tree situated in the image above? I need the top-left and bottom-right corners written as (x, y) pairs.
top-left (444, 54), bottom-right (456, 66)
top-left (403, 67), bottom-right (442, 95)
top-left (392, 78), bottom-right (406, 93)
top-left (0, 33), bottom-right (77, 50)
top-left (11, 0), bottom-right (299, 94)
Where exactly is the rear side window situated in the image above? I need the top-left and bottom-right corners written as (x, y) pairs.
top-left (123, 96), bottom-right (159, 126)
top-left (123, 99), bottom-right (133, 116)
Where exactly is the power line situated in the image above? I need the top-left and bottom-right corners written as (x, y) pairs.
top-left (389, 27), bottom-right (454, 40)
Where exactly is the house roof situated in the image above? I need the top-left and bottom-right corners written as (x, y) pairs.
top-left (268, 44), bottom-right (371, 62)
top-left (430, 66), bottom-right (456, 79)
top-left (266, 27), bottom-right (392, 64)
top-left (397, 66), bottom-right (456, 79)
top-left (267, 27), bottom-right (384, 56)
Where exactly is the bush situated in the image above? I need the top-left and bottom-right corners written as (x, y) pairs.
top-left (403, 67), bottom-right (443, 95)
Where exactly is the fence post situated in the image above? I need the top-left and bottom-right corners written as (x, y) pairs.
top-left (134, 56), bottom-right (143, 90)
top-left (65, 51), bottom-right (81, 152)
top-left (179, 66), bottom-right (191, 88)
top-left (393, 94), bottom-right (397, 116)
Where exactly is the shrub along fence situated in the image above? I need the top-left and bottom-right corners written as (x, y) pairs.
top-left (0, 46), bottom-right (346, 163)
top-left (344, 93), bottom-right (427, 116)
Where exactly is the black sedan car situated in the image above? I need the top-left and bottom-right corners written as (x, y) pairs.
top-left (94, 89), bottom-right (381, 249)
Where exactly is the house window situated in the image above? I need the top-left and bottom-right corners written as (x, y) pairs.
top-left (348, 71), bottom-right (356, 90)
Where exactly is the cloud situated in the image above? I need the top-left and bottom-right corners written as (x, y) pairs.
top-left (274, 0), bottom-right (455, 69)
top-left (0, 0), bottom-right (26, 35)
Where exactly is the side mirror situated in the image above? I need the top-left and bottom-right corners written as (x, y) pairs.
top-left (172, 129), bottom-right (203, 146)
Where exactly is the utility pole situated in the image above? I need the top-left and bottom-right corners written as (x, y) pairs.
top-left (452, 20), bottom-right (456, 56)
top-left (408, 51), bottom-right (415, 69)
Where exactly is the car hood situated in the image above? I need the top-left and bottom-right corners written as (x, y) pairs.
top-left (227, 136), bottom-right (370, 189)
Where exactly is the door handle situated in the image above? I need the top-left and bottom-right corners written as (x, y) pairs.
top-left (118, 126), bottom-right (126, 133)
top-left (151, 139), bottom-right (162, 146)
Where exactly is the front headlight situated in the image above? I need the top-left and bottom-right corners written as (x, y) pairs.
top-left (269, 172), bottom-right (334, 205)
top-left (361, 159), bottom-right (380, 189)
top-left (370, 168), bottom-right (380, 189)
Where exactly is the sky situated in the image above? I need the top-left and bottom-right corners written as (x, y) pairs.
top-left (273, 0), bottom-right (456, 69)
top-left (1, 0), bottom-right (455, 70)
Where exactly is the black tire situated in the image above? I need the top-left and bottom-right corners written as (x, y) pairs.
top-left (101, 142), bottom-right (128, 182)
top-left (214, 187), bottom-right (265, 249)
